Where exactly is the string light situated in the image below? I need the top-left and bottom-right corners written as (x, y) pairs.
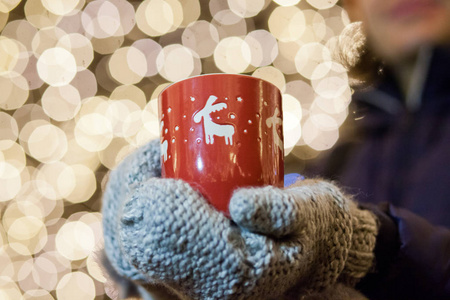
top-left (0, 0), bottom-right (353, 298)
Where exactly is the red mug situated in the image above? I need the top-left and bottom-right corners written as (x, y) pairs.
top-left (158, 74), bottom-right (284, 216)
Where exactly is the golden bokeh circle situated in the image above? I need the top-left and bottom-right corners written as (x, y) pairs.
top-left (136, 0), bottom-right (183, 37)
top-left (0, 72), bottom-right (29, 110)
top-left (0, 276), bottom-right (22, 299)
top-left (41, 0), bottom-right (82, 16)
top-left (42, 85), bottom-right (82, 121)
top-left (55, 221), bottom-right (95, 261)
top-left (213, 36), bottom-right (251, 73)
top-left (56, 271), bottom-right (96, 300)
top-left (75, 113), bottom-right (113, 152)
top-left (109, 46), bottom-right (147, 85)
top-left (157, 44), bottom-right (200, 82)
top-left (36, 47), bottom-right (77, 87)
top-left (269, 6), bottom-right (306, 42)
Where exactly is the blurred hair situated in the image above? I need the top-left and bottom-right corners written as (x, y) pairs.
top-left (334, 22), bottom-right (385, 87)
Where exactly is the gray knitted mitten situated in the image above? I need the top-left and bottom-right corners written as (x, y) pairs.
top-left (102, 140), bottom-right (378, 300)
top-left (102, 140), bottom-right (161, 289)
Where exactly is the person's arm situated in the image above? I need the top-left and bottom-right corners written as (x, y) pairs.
top-left (358, 202), bottom-right (450, 299)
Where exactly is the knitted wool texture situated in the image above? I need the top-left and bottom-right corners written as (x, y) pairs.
top-left (102, 140), bottom-right (378, 300)
top-left (102, 139), bottom-right (161, 282)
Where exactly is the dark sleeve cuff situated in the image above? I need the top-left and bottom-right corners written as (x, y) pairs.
top-left (355, 202), bottom-right (400, 297)
top-left (361, 202), bottom-right (401, 271)
top-left (356, 202), bottom-right (450, 299)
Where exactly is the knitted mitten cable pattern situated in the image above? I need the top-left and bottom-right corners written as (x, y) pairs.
top-left (116, 179), bottom-right (377, 299)
top-left (229, 179), bottom-right (378, 295)
top-left (102, 139), bottom-right (378, 299)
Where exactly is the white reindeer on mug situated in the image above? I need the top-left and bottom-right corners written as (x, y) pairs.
top-left (193, 95), bottom-right (235, 145)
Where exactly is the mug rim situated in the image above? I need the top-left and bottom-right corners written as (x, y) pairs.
top-left (158, 73), bottom-right (281, 97)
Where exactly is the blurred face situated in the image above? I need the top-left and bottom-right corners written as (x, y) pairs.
top-left (344, 0), bottom-right (450, 62)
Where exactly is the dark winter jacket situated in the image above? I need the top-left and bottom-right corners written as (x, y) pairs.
top-left (304, 46), bottom-right (450, 299)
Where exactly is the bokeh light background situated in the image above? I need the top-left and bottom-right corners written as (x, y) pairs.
top-left (0, 0), bottom-right (354, 299)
